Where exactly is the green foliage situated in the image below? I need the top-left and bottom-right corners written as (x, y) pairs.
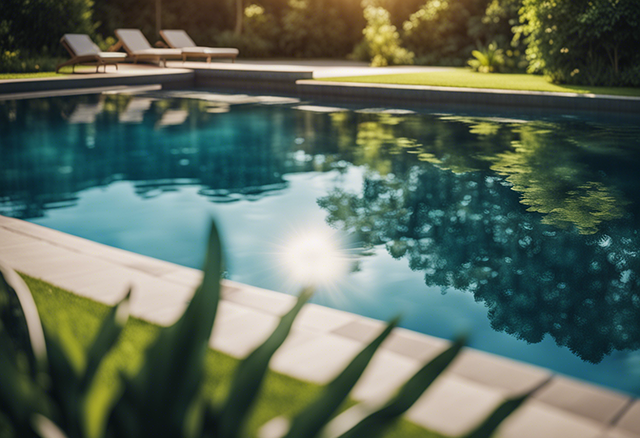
top-left (215, 5), bottom-right (281, 58)
top-left (518, 0), bottom-right (640, 86)
top-left (0, 51), bottom-right (63, 74)
top-left (402, 0), bottom-right (491, 66)
top-left (352, 4), bottom-right (414, 67)
top-left (280, 0), bottom-right (356, 58)
top-left (0, 221), bottom-right (528, 438)
top-left (468, 42), bottom-right (504, 72)
top-left (0, 0), bottom-right (95, 56)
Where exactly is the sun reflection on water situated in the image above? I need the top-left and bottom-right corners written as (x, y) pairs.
top-left (278, 229), bottom-right (357, 293)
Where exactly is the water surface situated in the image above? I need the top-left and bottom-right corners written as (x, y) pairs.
top-left (1, 91), bottom-right (639, 395)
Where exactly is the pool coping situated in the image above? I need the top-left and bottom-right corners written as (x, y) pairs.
top-left (1, 62), bottom-right (640, 114)
top-left (1, 215), bottom-right (639, 438)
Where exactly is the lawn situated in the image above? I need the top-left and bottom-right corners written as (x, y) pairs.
top-left (321, 68), bottom-right (640, 98)
top-left (20, 274), bottom-right (443, 438)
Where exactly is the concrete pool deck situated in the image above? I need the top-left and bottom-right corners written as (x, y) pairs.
top-left (1, 60), bottom-right (640, 437)
top-left (1, 215), bottom-right (639, 438)
top-left (1, 60), bottom-right (639, 113)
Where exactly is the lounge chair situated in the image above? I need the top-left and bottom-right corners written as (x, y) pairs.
top-left (115, 29), bottom-right (182, 67)
top-left (160, 30), bottom-right (239, 63)
top-left (56, 34), bottom-right (127, 73)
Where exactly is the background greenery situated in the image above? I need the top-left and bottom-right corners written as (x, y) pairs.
top-left (1, 0), bottom-right (638, 85)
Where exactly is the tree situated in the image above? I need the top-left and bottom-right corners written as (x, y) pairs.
top-left (518, 0), bottom-right (640, 86)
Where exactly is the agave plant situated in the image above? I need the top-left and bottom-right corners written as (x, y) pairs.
top-left (0, 222), bottom-right (529, 438)
top-left (468, 42), bottom-right (505, 73)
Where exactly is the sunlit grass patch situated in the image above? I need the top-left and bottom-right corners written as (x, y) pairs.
top-left (321, 68), bottom-right (640, 97)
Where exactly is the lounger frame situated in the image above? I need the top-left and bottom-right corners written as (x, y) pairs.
top-left (56, 37), bottom-right (123, 73)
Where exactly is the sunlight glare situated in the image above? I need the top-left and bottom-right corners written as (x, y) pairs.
top-left (280, 230), bottom-right (352, 289)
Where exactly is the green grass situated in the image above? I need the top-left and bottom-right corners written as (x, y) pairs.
top-left (0, 66), bottom-right (96, 80)
top-left (21, 275), bottom-right (443, 438)
top-left (321, 68), bottom-right (640, 97)
top-left (0, 72), bottom-right (62, 80)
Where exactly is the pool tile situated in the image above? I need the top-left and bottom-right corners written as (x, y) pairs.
top-left (534, 377), bottom-right (632, 424)
top-left (350, 349), bottom-right (421, 403)
top-left (449, 348), bottom-right (552, 395)
top-left (269, 334), bottom-right (364, 384)
top-left (405, 374), bottom-right (504, 436)
top-left (221, 283), bottom-right (297, 316)
top-left (209, 308), bottom-right (280, 358)
top-left (331, 318), bottom-right (386, 342)
top-left (601, 428), bottom-right (640, 438)
top-left (293, 303), bottom-right (358, 333)
top-left (615, 400), bottom-right (640, 436)
top-left (497, 400), bottom-right (605, 438)
top-left (382, 328), bottom-right (450, 362)
top-left (0, 229), bottom-right (44, 250)
top-left (161, 267), bottom-right (203, 288)
top-left (333, 320), bottom-right (450, 362)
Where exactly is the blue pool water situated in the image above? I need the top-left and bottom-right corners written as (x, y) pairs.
top-left (1, 91), bottom-right (640, 395)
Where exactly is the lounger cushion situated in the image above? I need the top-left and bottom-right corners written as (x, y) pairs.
top-left (181, 47), bottom-right (239, 56)
top-left (129, 48), bottom-right (182, 56)
top-left (96, 52), bottom-right (128, 60)
top-left (63, 34), bottom-right (101, 56)
top-left (116, 29), bottom-right (153, 52)
top-left (160, 30), bottom-right (196, 48)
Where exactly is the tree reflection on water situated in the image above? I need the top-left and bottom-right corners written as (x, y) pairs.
top-left (319, 110), bottom-right (640, 363)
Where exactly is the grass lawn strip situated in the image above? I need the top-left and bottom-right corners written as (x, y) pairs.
top-left (321, 68), bottom-right (640, 98)
top-left (22, 275), bottom-right (443, 438)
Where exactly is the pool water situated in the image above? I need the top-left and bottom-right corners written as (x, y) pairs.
top-left (1, 91), bottom-right (640, 395)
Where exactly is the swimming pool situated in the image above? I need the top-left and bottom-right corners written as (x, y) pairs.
top-left (1, 90), bottom-right (640, 396)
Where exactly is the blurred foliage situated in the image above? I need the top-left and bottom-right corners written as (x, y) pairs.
top-left (0, 219), bottom-right (527, 438)
top-left (351, 3), bottom-right (414, 66)
top-left (402, 0), bottom-right (492, 66)
top-left (0, 51), bottom-right (63, 74)
top-left (467, 42), bottom-right (504, 73)
top-left (0, 0), bottom-right (94, 72)
top-left (518, 0), bottom-right (640, 86)
top-left (215, 5), bottom-right (281, 57)
top-left (279, 0), bottom-right (355, 58)
top-left (0, 0), bottom-right (95, 55)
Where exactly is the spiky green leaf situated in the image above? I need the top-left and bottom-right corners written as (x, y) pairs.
top-left (218, 288), bottom-right (313, 438)
top-left (321, 338), bottom-right (465, 438)
top-left (281, 317), bottom-right (400, 438)
top-left (80, 289), bottom-right (131, 391)
top-left (107, 221), bottom-right (223, 438)
top-left (462, 390), bottom-right (531, 438)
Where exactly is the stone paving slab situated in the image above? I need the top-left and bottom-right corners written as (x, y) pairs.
top-left (613, 400), bottom-right (640, 436)
top-left (497, 400), bottom-right (606, 438)
top-left (534, 376), bottom-right (633, 424)
top-left (0, 215), bottom-right (638, 437)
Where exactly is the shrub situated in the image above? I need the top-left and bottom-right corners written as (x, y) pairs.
top-left (280, 0), bottom-right (355, 58)
top-left (467, 41), bottom-right (504, 72)
top-left (402, 0), bottom-right (491, 66)
top-left (518, 0), bottom-right (640, 86)
top-left (0, 222), bottom-right (529, 438)
top-left (351, 4), bottom-right (414, 67)
top-left (215, 4), bottom-right (281, 58)
top-left (0, 51), bottom-right (63, 74)
top-left (0, 0), bottom-right (95, 56)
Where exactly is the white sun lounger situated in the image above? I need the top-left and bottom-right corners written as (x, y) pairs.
top-left (115, 29), bottom-right (182, 67)
top-left (56, 34), bottom-right (127, 73)
top-left (160, 30), bottom-right (239, 63)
